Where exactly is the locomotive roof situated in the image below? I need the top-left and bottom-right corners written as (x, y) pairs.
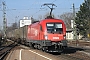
top-left (40, 18), bottom-right (64, 22)
top-left (31, 18), bottom-right (64, 25)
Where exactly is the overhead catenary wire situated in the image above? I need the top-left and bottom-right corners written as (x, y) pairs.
top-left (31, 8), bottom-right (48, 17)
top-left (52, 0), bottom-right (57, 3)
top-left (0, 0), bottom-right (82, 25)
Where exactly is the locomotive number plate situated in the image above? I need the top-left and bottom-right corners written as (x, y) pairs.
top-left (53, 37), bottom-right (59, 39)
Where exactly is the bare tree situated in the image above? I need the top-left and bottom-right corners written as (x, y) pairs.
top-left (38, 15), bottom-right (43, 20)
top-left (7, 22), bottom-right (18, 32)
top-left (58, 12), bottom-right (73, 29)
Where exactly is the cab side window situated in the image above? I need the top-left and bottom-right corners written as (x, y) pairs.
top-left (40, 25), bottom-right (43, 31)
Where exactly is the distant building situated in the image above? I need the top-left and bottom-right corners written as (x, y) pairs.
top-left (66, 29), bottom-right (73, 40)
top-left (20, 16), bottom-right (32, 27)
top-left (66, 29), bottom-right (83, 41)
top-left (66, 20), bottom-right (83, 40)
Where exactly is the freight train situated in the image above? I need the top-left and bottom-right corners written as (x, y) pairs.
top-left (0, 33), bottom-right (2, 45)
top-left (7, 18), bottom-right (67, 52)
top-left (0, 33), bottom-right (4, 46)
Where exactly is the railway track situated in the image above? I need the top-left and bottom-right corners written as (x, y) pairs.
top-left (51, 46), bottom-right (90, 60)
top-left (0, 41), bottom-right (17, 60)
top-left (68, 40), bottom-right (90, 46)
top-left (60, 54), bottom-right (82, 60)
top-left (2, 39), bottom-right (90, 60)
top-left (59, 51), bottom-right (90, 60)
top-left (14, 44), bottom-right (90, 60)
top-left (23, 41), bottom-right (90, 60)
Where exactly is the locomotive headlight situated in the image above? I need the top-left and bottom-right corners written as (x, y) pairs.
top-left (44, 35), bottom-right (48, 40)
top-left (64, 35), bottom-right (66, 39)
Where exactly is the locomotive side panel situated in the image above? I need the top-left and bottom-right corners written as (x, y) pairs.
top-left (27, 22), bottom-right (41, 40)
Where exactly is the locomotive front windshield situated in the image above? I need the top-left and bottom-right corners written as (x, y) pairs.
top-left (46, 23), bottom-right (63, 34)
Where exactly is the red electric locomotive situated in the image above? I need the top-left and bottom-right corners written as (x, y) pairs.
top-left (27, 18), bottom-right (67, 52)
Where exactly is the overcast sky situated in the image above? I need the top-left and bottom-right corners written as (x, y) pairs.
top-left (0, 0), bottom-right (84, 27)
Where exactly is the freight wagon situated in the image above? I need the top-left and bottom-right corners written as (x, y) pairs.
top-left (7, 26), bottom-right (28, 44)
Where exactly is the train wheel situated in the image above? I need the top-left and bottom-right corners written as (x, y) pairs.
top-left (37, 44), bottom-right (42, 50)
top-left (29, 43), bottom-right (35, 49)
top-left (42, 47), bottom-right (47, 52)
top-left (33, 44), bottom-right (38, 49)
top-left (42, 47), bottom-right (45, 51)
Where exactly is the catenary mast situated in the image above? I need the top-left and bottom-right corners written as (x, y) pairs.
top-left (2, 1), bottom-right (7, 39)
